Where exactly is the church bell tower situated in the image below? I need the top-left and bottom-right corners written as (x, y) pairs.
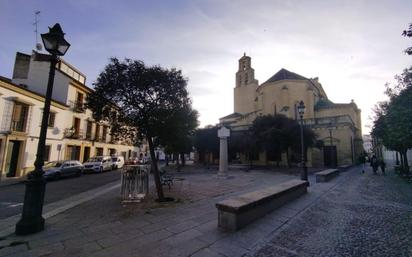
top-left (236, 53), bottom-right (258, 87)
top-left (234, 53), bottom-right (258, 114)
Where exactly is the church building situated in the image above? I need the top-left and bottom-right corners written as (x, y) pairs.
top-left (220, 54), bottom-right (363, 167)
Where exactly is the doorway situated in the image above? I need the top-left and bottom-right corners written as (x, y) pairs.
top-left (324, 145), bottom-right (337, 168)
top-left (66, 145), bottom-right (81, 160)
top-left (83, 146), bottom-right (91, 162)
top-left (5, 140), bottom-right (21, 177)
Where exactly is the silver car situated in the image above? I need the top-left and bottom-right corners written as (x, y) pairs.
top-left (28, 160), bottom-right (83, 180)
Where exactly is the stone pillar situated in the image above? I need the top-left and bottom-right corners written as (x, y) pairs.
top-left (217, 126), bottom-right (230, 177)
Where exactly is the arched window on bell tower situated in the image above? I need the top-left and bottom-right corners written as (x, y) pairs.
top-left (235, 53), bottom-right (257, 87)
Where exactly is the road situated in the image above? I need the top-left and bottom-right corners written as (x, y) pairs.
top-left (0, 170), bottom-right (122, 219)
top-left (250, 166), bottom-right (412, 257)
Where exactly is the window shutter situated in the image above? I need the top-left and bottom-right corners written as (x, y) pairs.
top-left (1, 100), bottom-right (14, 131)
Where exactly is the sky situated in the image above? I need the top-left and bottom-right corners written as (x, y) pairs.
top-left (1, 0), bottom-right (411, 134)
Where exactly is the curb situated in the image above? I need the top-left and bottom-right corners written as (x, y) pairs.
top-left (0, 181), bottom-right (120, 238)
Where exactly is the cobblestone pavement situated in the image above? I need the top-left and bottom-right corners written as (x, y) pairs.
top-left (250, 166), bottom-right (412, 257)
top-left (0, 166), bottom-right (410, 257)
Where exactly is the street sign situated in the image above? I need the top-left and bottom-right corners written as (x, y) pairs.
top-left (218, 126), bottom-right (230, 138)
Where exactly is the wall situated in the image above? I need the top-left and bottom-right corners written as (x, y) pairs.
top-left (13, 58), bottom-right (70, 104)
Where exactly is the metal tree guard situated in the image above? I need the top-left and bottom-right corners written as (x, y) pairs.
top-left (120, 165), bottom-right (150, 203)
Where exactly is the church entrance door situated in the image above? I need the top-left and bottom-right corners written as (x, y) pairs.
top-left (324, 146), bottom-right (337, 168)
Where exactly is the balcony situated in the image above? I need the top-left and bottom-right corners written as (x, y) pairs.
top-left (64, 128), bottom-right (84, 139)
top-left (69, 100), bottom-right (86, 113)
top-left (85, 131), bottom-right (93, 140)
top-left (11, 121), bottom-right (26, 132)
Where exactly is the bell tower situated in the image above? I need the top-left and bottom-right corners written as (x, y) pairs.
top-left (234, 53), bottom-right (259, 114)
top-left (236, 53), bottom-right (258, 87)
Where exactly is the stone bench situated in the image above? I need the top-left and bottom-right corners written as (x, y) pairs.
top-left (215, 179), bottom-right (309, 231)
top-left (315, 169), bottom-right (339, 182)
top-left (338, 165), bottom-right (351, 172)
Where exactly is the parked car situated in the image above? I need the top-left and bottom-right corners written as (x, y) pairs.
top-left (27, 160), bottom-right (83, 180)
top-left (111, 156), bottom-right (125, 169)
top-left (83, 156), bottom-right (113, 173)
top-left (138, 156), bottom-right (150, 164)
top-left (125, 157), bottom-right (139, 165)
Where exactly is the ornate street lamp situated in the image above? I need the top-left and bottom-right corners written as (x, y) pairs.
top-left (16, 24), bottom-right (70, 235)
top-left (297, 101), bottom-right (308, 183)
top-left (328, 122), bottom-right (336, 168)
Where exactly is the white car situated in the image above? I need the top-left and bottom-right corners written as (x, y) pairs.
top-left (111, 156), bottom-right (125, 169)
top-left (83, 156), bottom-right (113, 173)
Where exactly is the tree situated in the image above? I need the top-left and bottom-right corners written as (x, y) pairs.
top-left (372, 68), bottom-right (412, 172)
top-left (157, 105), bottom-right (199, 169)
top-left (194, 126), bottom-right (219, 166)
top-left (87, 58), bottom-right (195, 201)
top-left (402, 23), bottom-right (412, 55)
top-left (251, 114), bottom-right (317, 165)
top-left (229, 129), bottom-right (258, 169)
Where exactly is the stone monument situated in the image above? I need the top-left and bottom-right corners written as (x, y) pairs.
top-left (217, 126), bottom-right (230, 177)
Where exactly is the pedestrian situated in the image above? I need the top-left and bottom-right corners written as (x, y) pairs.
top-left (380, 159), bottom-right (386, 175)
top-left (370, 155), bottom-right (379, 174)
top-left (359, 153), bottom-right (366, 173)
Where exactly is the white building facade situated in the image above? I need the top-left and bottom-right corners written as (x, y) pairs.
top-left (0, 51), bottom-right (141, 179)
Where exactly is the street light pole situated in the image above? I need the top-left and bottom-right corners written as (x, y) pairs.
top-left (16, 24), bottom-right (70, 235)
top-left (297, 101), bottom-right (308, 183)
top-left (328, 124), bottom-right (337, 168)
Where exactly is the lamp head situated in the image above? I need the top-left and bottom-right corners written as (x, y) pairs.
top-left (297, 100), bottom-right (305, 116)
top-left (41, 23), bottom-right (70, 56)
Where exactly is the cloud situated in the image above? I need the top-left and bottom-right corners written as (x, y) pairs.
top-left (1, 0), bottom-right (411, 130)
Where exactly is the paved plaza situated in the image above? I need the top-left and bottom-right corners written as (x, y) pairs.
top-left (0, 165), bottom-right (411, 257)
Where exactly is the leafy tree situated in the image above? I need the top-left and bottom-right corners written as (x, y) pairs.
top-left (194, 126), bottom-right (219, 166)
top-left (157, 105), bottom-right (199, 169)
top-left (251, 114), bottom-right (317, 165)
top-left (372, 68), bottom-right (412, 172)
top-left (229, 129), bottom-right (258, 168)
top-left (87, 58), bottom-right (194, 201)
top-left (402, 23), bottom-right (412, 55)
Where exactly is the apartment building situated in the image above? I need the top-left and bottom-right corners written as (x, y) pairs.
top-left (0, 51), bottom-right (140, 179)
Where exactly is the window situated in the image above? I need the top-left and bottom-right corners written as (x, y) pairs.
top-left (95, 124), bottom-right (100, 140)
top-left (102, 126), bottom-right (107, 141)
top-left (48, 112), bottom-right (56, 127)
top-left (76, 92), bottom-right (84, 105)
top-left (44, 145), bottom-right (51, 162)
top-left (95, 147), bottom-right (104, 156)
top-left (11, 102), bottom-right (29, 132)
top-left (86, 121), bottom-right (93, 139)
top-left (65, 145), bottom-right (81, 160)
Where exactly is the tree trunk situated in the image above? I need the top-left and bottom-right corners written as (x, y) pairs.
top-left (403, 151), bottom-right (410, 174)
top-left (395, 152), bottom-right (400, 165)
top-left (206, 152), bottom-right (210, 169)
top-left (180, 153), bottom-right (186, 166)
top-left (400, 152), bottom-right (405, 174)
top-left (147, 136), bottom-right (164, 201)
top-left (286, 149), bottom-right (290, 168)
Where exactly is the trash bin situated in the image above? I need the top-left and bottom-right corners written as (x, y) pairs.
top-left (120, 165), bottom-right (149, 203)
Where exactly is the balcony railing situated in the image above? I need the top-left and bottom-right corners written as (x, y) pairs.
top-left (64, 128), bottom-right (84, 139)
top-left (85, 130), bottom-right (93, 140)
top-left (11, 121), bottom-right (26, 132)
top-left (69, 100), bottom-right (86, 113)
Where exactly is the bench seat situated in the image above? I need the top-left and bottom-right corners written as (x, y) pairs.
top-left (216, 179), bottom-right (308, 231)
top-left (338, 165), bottom-right (351, 172)
top-left (315, 169), bottom-right (339, 182)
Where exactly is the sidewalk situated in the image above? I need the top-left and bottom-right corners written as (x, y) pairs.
top-left (0, 166), bottom-right (409, 257)
top-left (0, 177), bottom-right (25, 188)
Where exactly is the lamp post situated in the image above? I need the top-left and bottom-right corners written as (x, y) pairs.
top-left (297, 101), bottom-right (308, 183)
top-left (16, 24), bottom-right (70, 235)
top-left (328, 123), bottom-right (336, 168)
